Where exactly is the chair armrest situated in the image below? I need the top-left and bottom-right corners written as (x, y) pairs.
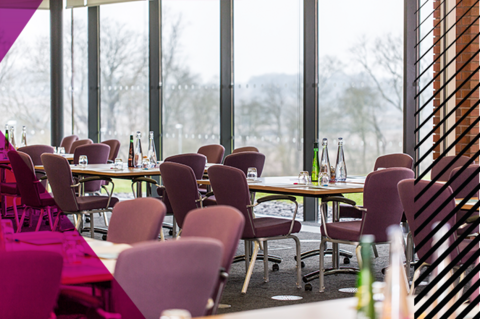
top-left (219, 267), bottom-right (228, 280)
top-left (107, 160), bottom-right (114, 164)
top-left (131, 176), bottom-right (158, 185)
top-left (466, 215), bottom-right (480, 224)
top-left (78, 176), bottom-right (113, 184)
top-left (321, 196), bottom-right (356, 206)
top-left (257, 194), bottom-right (296, 204)
top-left (35, 170), bottom-right (47, 176)
top-left (39, 175), bottom-right (48, 181)
top-left (0, 164), bottom-right (11, 171)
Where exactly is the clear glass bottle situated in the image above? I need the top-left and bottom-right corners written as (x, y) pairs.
top-left (311, 142), bottom-right (320, 182)
top-left (134, 131), bottom-right (143, 168)
top-left (320, 138), bottom-right (331, 181)
top-left (356, 234), bottom-right (376, 319)
top-left (335, 137), bottom-right (347, 182)
top-left (20, 126), bottom-right (27, 147)
top-left (9, 126), bottom-right (16, 150)
top-left (147, 131), bottom-right (157, 168)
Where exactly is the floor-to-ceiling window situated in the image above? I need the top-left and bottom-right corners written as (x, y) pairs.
top-left (318, 0), bottom-right (404, 175)
top-left (0, 9), bottom-right (50, 145)
top-left (234, 0), bottom-right (303, 176)
top-left (161, 0), bottom-right (220, 158)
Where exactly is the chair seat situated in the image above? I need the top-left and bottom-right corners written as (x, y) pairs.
top-left (321, 220), bottom-right (362, 242)
top-left (339, 204), bottom-right (363, 219)
top-left (249, 217), bottom-right (301, 239)
top-left (76, 196), bottom-right (119, 211)
top-left (39, 193), bottom-right (57, 207)
top-left (0, 182), bottom-right (18, 195)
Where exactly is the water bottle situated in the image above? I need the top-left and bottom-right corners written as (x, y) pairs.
top-left (147, 131), bottom-right (157, 168)
top-left (335, 137), bottom-right (347, 182)
top-left (4, 124), bottom-right (9, 150)
top-left (20, 126), bottom-right (27, 147)
top-left (320, 138), bottom-right (331, 181)
top-left (128, 135), bottom-right (134, 168)
top-left (9, 126), bottom-right (16, 150)
top-left (134, 131), bottom-right (143, 168)
top-left (311, 142), bottom-right (320, 182)
top-left (356, 235), bottom-right (375, 319)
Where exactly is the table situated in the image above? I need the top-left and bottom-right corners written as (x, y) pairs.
top-left (456, 198), bottom-right (479, 211)
top-left (6, 231), bottom-right (131, 285)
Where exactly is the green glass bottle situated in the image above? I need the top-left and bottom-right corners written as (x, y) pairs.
top-left (4, 124), bottom-right (9, 150)
top-left (356, 234), bottom-right (375, 319)
top-left (311, 142), bottom-right (320, 182)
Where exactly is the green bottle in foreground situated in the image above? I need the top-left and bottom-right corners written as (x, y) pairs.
top-left (356, 234), bottom-right (375, 319)
top-left (311, 142), bottom-right (320, 182)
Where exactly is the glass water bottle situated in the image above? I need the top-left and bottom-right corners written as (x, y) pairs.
top-left (356, 235), bottom-right (376, 319)
top-left (320, 138), bottom-right (331, 181)
top-left (9, 126), bottom-right (16, 150)
top-left (335, 137), bottom-right (347, 182)
top-left (311, 142), bottom-right (320, 182)
top-left (134, 131), bottom-right (143, 168)
top-left (147, 131), bottom-right (157, 168)
top-left (20, 126), bottom-right (27, 147)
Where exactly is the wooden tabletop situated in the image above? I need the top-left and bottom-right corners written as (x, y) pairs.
top-left (456, 198), bottom-right (479, 211)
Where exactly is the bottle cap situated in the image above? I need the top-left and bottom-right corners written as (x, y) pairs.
top-left (313, 142), bottom-right (319, 148)
top-left (360, 234), bottom-right (375, 244)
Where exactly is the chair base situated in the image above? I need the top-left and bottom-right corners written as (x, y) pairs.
top-left (233, 254), bottom-right (282, 264)
top-left (302, 267), bottom-right (359, 283)
top-left (297, 248), bottom-right (353, 261)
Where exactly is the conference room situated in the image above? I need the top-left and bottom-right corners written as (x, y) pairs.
top-left (0, 0), bottom-right (478, 318)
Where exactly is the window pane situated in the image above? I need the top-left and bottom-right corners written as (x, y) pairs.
top-left (0, 10), bottom-right (50, 145)
top-left (318, 1), bottom-right (403, 175)
top-left (100, 2), bottom-right (148, 160)
top-left (162, 0), bottom-right (220, 158)
top-left (234, 0), bottom-right (303, 176)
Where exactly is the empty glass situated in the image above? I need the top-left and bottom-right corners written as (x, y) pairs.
top-left (247, 167), bottom-right (257, 181)
top-left (53, 146), bottom-right (57, 154)
top-left (58, 147), bottom-right (65, 155)
top-left (114, 158), bottom-right (123, 170)
top-left (79, 155), bottom-right (88, 168)
top-left (298, 171), bottom-right (310, 185)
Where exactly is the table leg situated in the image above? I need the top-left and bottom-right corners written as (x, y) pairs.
top-left (332, 202), bottom-right (339, 269)
top-left (136, 182), bottom-right (143, 198)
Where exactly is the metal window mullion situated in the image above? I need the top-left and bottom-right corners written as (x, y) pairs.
top-left (149, 0), bottom-right (162, 161)
top-left (50, 0), bottom-right (64, 146)
top-left (88, 6), bottom-right (100, 143)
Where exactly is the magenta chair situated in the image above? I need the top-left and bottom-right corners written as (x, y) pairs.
top-left (17, 145), bottom-right (55, 187)
top-left (208, 165), bottom-right (302, 293)
top-left (197, 144), bottom-right (225, 163)
top-left (314, 168), bottom-right (414, 292)
top-left (182, 206), bottom-right (245, 314)
top-left (8, 151), bottom-right (58, 232)
top-left (41, 153), bottom-right (118, 238)
top-left (373, 153), bottom-right (413, 170)
top-left (69, 138), bottom-right (93, 154)
top-left (232, 146), bottom-right (259, 154)
top-left (0, 251), bottom-right (63, 319)
top-left (60, 134), bottom-right (79, 153)
top-left (100, 139), bottom-right (121, 162)
top-left (107, 197), bottom-right (166, 244)
top-left (223, 151), bottom-right (265, 177)
top-left (73, 143), bottom-right (111, 195)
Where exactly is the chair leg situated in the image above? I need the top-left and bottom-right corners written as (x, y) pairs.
top-left (74, 214), bottom-right (82, 230)
top-left (172, 216), bottom-right (177, 237)
top-left (319, 236), bottom-right (326, 292)
top-left (242, 241), bottom-right (260, 294)
top-left (52, 209), bottom-right (61, 231)
top-left (356, 245), bottom-right (362, 268)
top-left (244, 240), bottom-right (251, 273)
top-left (409, 263), bottom-right (428, 296)
top-left (103, 212), bottom-right (109, 227)
top-left (90, 213), bottom-right (95, 238)
top-left (263, 240), bottom-right (269, 283)
top-left (292, 235), bottom-right (302, 289)
top-left (35, 208), bottom-right (44, 231)
top-left (47, 207), bottom-right (54, 231)
top-left (372, 243), bottom-right (379, 258)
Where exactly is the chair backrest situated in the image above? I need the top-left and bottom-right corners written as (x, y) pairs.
top-left (101, 139), bottom-right (121, 161)
top-left (17, 145), bottom-right (55, 188)
top-left (60, 134), bottom-right (79, 153)
top-left (361, 168), bottom-right (414, 243)
top-left (449, 164), bottom-right (479, 199)
top-left (112, 238), bottom-right (223, 318)
top-left (373, 153), bottom-right (413, 171)
top-left (197, 144), bottom-right (225, 164)
top-left (208, 165), bottom-right (255, 239)
top-left (0, 251), bottom-right (63, 319)
top-left (74, 143), bottom-right (110, 193)
top-left (431, 155), bottom-right (473, 182)
top-left (41, 153), bottom-right (79, 212)
top-left (182, 205), bottom-right (245, 273)
top-left (223, 151), bottom-right (265, 177)
top-left (8, 151), bottom-right (43, 207)
top-left (107, 198), bottom-right (166, 244)
top-left (164, 153), bottom-right (206, 180)
top-left (69, 138), bottom-right (93, 154)
top-left (160, 162), bottom-right (201, 229)
top-left (398, 179), bottom-right (459, 265)
top-left (232, 146), bottom-right (259, 154)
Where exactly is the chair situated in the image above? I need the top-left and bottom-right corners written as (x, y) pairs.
top-left (223, 151), bottom-right (265, 177)
top-left (107, 197), bottom-right (166, 244)
top-left (41, 153), bottom-right (118, 238)
top-left (181, 206), bottom-right (245, 314)
top-left (0, 251), bottom-right (63, 319)
top-left (232, 146), bottom-right (259, 154)
top-left (373, 153), bottom-right (413, 170)
top-left (60, 134), bottom-right (79, 153)
top-left (70, 138), bottom-right (93, 154)
top-left (208, 165), bottom-right (302, 293)
top-left (73, 143), bottom-right (111, 194)
top-left (101, 139), bottom-right (121, 163)
top-left (8, 151), bottom-right (59, 232)
top-left (316, 168), bottom-right (414, 292)
top-left (198, 144), bottom-right (225, 164)
top-left (17, 144), bottom-right (55, 188)
top-left (431, 155), bottom-right (473, 182)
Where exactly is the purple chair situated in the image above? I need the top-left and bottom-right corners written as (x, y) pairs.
top-left (69, 138), bottom-right (93, 154)
top-left (73, 143), bottom-right (111, 195)
top-left (232, 146), bottom-right (259, 154)
top-left (107, 197), bottom-right (166, 244)
top-left (449, 165), bottom-right (479, 235)
top-left (8, 151), bottom-right (58, 232)
top-left (182, 206), bottom-right (245, 314)
top-left (60, 134), bottom-right (79, 153)
top-left (198, 144), bottom-right (225, 164)
top-left (100, 139), bottom-right (121, 162)
top-left (17, 145), bottom-right (55, 188)
top-left (223, 151), bottom-right (265, 177)
top-left (373, 153), bottom-right (414, 170)
top-left (431, 155), bottom-right (473, 182)
top-left (0, 251), bottom-right (63, 319)
top-left (208, 165), bottom-right (302, 293)
top-left (41, 153), bottom-right (119, 238)
top-left (317, 168), bottom-right (414, 292)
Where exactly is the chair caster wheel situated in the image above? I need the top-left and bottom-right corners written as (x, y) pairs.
top-left (169, 230), bottom-right (173, 236)
top-left (301, 261), bottom-right (305, 268)
top-left (272, 264), bottom-right (280, 272)
top-left (86, 217), bottom-right (91, 223)
top-left (102, 235), bottom-right (107, 241)
top-left (381, 268), bottom-right (386, 275)
top-left (45, 221), bottom-right (49, 226)
top-left (344, 257), bottom-right (350, 264)
top-left (305, 283), bottom-right (313, 291)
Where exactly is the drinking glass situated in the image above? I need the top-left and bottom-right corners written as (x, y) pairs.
top-left (160, 309), bottom-right (192, 319)
top-left (143, 158), bottom-right (150, 169)
top-left (58, 147), bottom-right (65, 155)
top-left (53, 146), bottom-right (57, 154)
top-left (246, 167), bottom-right (257, 181)
top-left (114, 158), bottom-right (123, 170)
top-left (79, 155), bottom-right (88, 168)
top-left (298, 171), bottom-right (309, 185)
